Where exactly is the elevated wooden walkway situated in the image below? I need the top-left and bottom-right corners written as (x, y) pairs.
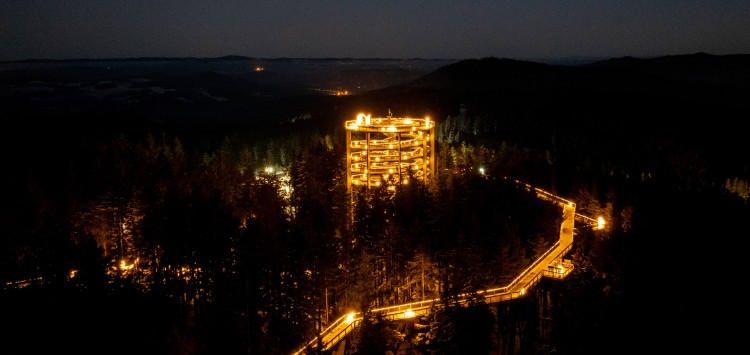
top-left (293, 181), bottom-right (582, 354)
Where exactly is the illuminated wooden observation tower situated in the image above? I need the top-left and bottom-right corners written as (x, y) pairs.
top-left (346, 111), bottom-right (435, 192)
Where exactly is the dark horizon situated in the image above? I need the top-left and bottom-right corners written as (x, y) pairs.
top-left (1, 52), bottom-right (740, 66)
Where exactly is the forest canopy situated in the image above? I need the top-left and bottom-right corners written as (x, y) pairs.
top-left (2, 54), bottom-right (749, 354)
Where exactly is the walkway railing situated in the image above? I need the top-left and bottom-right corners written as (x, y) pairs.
top-left (575, 213), bottom-right (599, 227)
top-left (292, 179), bottom-right (581, 354)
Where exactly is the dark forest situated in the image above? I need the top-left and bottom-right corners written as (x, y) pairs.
top-left (1, 54), bottom-right (749, 355)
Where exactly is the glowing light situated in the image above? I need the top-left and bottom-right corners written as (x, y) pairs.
top-left (345, 112), bottom-right (435, 191)
top-left (356, 113), bottom-right (369, 125)
top-left (479, 167), bottom-right (485, 175)
top-left (120, 260), bottom-right (135, 271)
top-left (597, 217), bottom-right (606, 230)
top-left (293, 178), bottom-right (581, 354)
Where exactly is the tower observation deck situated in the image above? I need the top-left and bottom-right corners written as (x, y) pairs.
top-left (345, 111), bottom-right (435, 192)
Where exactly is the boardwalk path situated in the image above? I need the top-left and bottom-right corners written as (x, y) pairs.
top-left (293, 181), bottom-right (588, 354)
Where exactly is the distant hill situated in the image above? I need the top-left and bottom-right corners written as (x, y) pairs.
top-left (2, 55), bottom-right (254, 64)
top-left (387, 53), bottom-right (750, 93)
top-left (0, 57), bottom-right (454, 147)
top-left (367, 52), bottom-right (750, 127)
top-left (345, 53), bottom-right (750, 190)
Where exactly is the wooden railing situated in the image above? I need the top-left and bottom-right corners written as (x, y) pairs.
top-left (293, 179), bottom-right (579, 354)
top-left (298, 238), bottom-right (575, 353)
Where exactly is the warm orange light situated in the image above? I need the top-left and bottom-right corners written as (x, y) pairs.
top-left (597, 217), bottom-right (606, 230)
top-left (356, 113), bottom-right (368, 125)
top-left (345, 112), bottom-right (435, 191)
top-left (120, 259), bottom-right (135, 271)
top-left (293, 180), bottom-right (580, 353)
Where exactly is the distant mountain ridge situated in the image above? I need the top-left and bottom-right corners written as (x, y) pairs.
top-left (396, 53), bottom-right (750, 92)
top-left (2, 55), bottom-right (254, 64)
top-left (349, 52), bottom-right (750, 187)
top-left (2, 56), bottom-right (451, 64)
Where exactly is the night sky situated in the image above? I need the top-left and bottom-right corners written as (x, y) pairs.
top-left (1, 0), bottom-right (749, 61)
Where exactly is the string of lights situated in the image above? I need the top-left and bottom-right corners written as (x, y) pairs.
top-left (345, 112), bottom-right (435, 192)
